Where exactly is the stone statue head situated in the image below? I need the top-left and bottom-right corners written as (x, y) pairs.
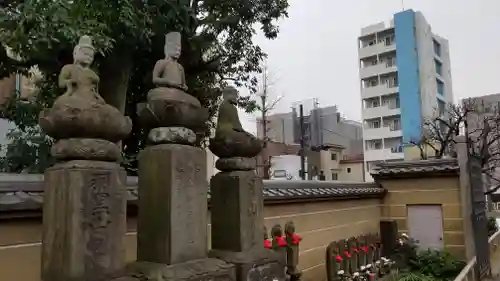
top-left (222, 86), bottom-right (238, 104)
top-left (73, 35), bottom-right (95, 67)
top-left (165, 32), bottom-right (181, 59)
top-left (284, 221), bottom-right (295, 235)
top-left (271, 224), bottom-right (283, 237)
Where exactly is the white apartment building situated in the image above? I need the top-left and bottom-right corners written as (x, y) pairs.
top-left (358, 9), bottom-right (453, 181)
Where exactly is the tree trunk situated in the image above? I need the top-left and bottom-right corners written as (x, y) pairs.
top-left (98, 50), bottom-right (134, 113)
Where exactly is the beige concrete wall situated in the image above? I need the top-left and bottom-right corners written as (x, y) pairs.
top-left (380, 176), bottom-right (465, 259)
top-left (0, 198), bottom-right (382, 281)
top-left (338, 162), bottom-right (364, 182)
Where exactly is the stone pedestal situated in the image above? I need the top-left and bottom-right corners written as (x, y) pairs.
top-left (41, 160), bottom-right (127, 281)
top-left (137, 144), bottom-right (208, 264)
top-left (209, 169), bottom-right (286, 281)
top-left (124, 259), bottom-right (235, 281)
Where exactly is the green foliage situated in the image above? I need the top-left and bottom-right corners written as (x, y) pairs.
top-left (488, 216), bottom-right (498, 237)
top-left (397, 272), bottom-right (437, 281)
top-left (406, 250), bottom-right (466, 281)
top-left (393, 237), bottom-right (418, 268)
top-left (0, 125), bottom-right (54, 173)
top-left (0, 0), bottom-right (289, 174)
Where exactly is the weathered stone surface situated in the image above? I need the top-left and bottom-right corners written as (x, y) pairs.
top-left (215, 157), bottom-right (256, 171)
top-left (124, 259), bottom-right (235, 281)
top-left (147, 87), bottom-right (200, 106)
top-left (137, 144), bottom-right (207, 264)
top-left (138, 98), bottom-right (208, 131)
top-left (209, 86), bottom-right (262, 159)
top-left (51, 138), bottom-right (121, 161)
top-left (210, 169), bottom-right (286, 281)
top-left (209, 249), bottom-right (286, 281)
top-left (209, 135), bottom-right (262, 159)
top-left (210, 170), bottom-right (264, 252)
top-left (41, 160), bottom-right (127, 281)
top-left (148, 127), bottom-right (196, 145)
top-left (39, 92), bottom-right (132, 143)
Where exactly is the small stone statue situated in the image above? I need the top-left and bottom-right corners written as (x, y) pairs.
top-left (58, 35), bottom-right (105, 103)
top-left (284, 221), bottom-right (302, 281)
top-left (138, 32), bottom-right (208, 144)
top-left (152, 32), bottom-right (188, 92)
top-left (39, 35), bottom-right (132, 161)
top-left (209, 86), bottom-right (262, 165)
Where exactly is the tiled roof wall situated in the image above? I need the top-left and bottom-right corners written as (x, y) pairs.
top-left (0, 175), bottom-right (384, 214)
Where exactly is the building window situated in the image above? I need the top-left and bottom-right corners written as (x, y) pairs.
top-left (331, 153), bottom-right (337, 161)
top-left (435, 60), bottom-right (442, 76)
top-left (347, 167), bottom-right (351, 173)
top-left (433, 39), bottom-right (441, 56)
top-left (372, 120), bottom-right (380, 129)
top-left (331, 171), bottom-right (338, 180)
top-left (437, 79), bottom-right (444, 96)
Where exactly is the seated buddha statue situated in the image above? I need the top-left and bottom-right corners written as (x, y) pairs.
top-left (139, 32), bottom-right (206, 132)
top-left (147, 31), bottom-right (195, 104)
top-left (39, 35), bottom-right (131, 143)
top-left (58, 35), bottom-right (106, 104)
top-left (209, 86), bottom-right (262, 159)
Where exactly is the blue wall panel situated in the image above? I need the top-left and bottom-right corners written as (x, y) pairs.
top-left (394, 10), bottom-right (422, 143)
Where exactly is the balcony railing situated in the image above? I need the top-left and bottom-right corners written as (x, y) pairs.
top-left (390, 146), bottom-right (403, 153)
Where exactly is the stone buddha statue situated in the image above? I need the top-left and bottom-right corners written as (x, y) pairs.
top-left (152, 32), bottom-right (188, 92)
top-left (58, 35), bottom-right (105, 104)
top-left (39, 35), bottom-right (132, 154)
top-left (209, 86), bottom-right (262, 159)
top-left (139, 31), bottom-right (208, 139)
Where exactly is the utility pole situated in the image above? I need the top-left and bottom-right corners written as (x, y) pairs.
top-left (299, 104), bottom-right (306, 180)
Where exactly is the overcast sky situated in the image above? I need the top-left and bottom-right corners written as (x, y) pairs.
top-left (239, 0), bottom-right (500, 133)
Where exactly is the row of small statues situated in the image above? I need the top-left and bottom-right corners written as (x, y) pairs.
top-left (46, 33), bottom-right (261, 161)
top-left (40, 32), bottom-right (262, 161)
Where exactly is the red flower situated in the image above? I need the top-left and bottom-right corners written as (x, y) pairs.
top-left (343, 250), bottom-right (352, 258)
top-left (335, 255), bottom-right (343, 262)
top-left (362, 246), bottom-right (369, 253)
top-left (264, 239), bottom-right (272, 249)
top-left (275, 235), bottom-right (288, 247)
top-left (353, 248), bottom-right (359, 253)
top-left (288, 233), bottom-right (302, 245)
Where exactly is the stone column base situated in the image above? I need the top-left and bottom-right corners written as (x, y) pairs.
top-left (121, 258), bottom-right (236, 281)
top-left (209, 248), bottom-right (287, 281)
top-left (41, 160), bottom-right (127, 281)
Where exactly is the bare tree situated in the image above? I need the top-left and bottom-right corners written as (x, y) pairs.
top-left (466, 101), bottom-right (500, 194)
top-left (410, 103), bottom-right (473, 159)
top-left (256, 64), bottom-right (283, 179)
top-left (412, 100), bottom-right (500, 194)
